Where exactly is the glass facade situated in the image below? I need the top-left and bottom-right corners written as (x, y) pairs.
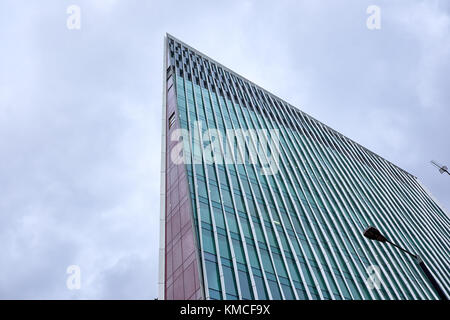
top-left (159, 34), bottom-right (450, 300)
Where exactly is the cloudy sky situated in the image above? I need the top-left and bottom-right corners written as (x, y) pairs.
top-left (0, 0), bottom-right (448, 299)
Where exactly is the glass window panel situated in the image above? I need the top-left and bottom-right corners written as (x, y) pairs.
top-left (205, 260), bottom-right (221, 292)
top-left (202, 228), bottom-right (215, 254)
top-left (268, 280), bottom-right (282, 300)
top-left (238, 271), bottom-right (253, 300)
top-left (222, 265), bottom-right (237, 296)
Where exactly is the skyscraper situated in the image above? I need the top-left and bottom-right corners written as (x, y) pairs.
top-left (159, 34), bottom-right (450, 300)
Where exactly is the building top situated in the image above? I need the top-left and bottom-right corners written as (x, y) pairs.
top-left (166, 33), bottom-right (416, 180)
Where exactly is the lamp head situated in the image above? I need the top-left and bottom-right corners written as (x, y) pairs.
top-left (363, 226), bottom-right (388, 243)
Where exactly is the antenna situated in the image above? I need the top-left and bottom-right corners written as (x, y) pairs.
top-left (430, 160), bottom-right (450, 175)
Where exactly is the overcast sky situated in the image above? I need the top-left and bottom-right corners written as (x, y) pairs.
top-left (0, 0), bottom-right (448, 299)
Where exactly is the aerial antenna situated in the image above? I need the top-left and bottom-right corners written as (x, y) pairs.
top-left (430, 160), bottom-right (450, 175)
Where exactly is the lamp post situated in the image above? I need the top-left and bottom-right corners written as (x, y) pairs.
top-left (430, 160), bottom-right (450, 176)
top-left (363, 226), bottom-right (448, 300)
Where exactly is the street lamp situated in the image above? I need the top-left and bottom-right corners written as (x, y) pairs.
top-left (363, 226), bottom-right (448, 300)
top-left (430, 160), bottom-right (450, 176)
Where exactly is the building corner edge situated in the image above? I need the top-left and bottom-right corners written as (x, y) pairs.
top-left (158, 34), bottom-right (168, 300)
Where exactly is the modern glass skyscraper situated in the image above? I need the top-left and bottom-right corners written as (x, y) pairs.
top-left (159, 34), bottom-right (450, 300)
